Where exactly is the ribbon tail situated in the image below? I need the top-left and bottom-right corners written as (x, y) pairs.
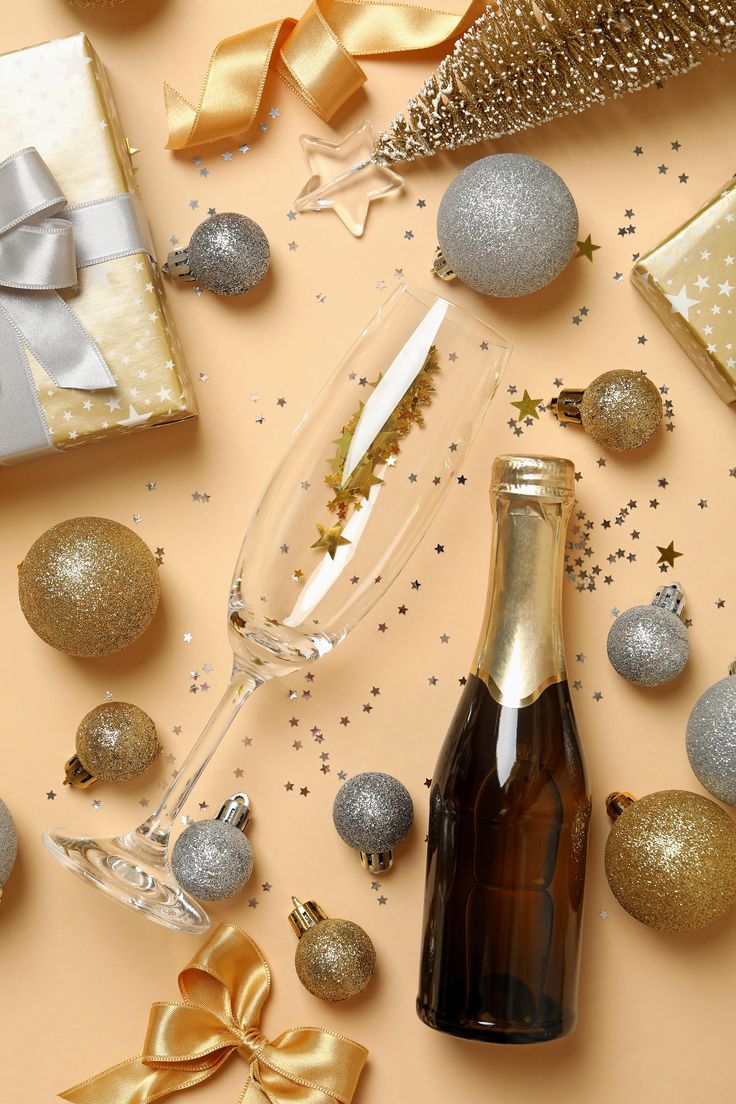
top-left (165, 21), bottom-right (293, 150)
top-left (59, 1053), bottom-right (215, 1104)
top-left (0, 287), bottom-right (115, 390)
top-left (0, 310), bottom-right (52, 462)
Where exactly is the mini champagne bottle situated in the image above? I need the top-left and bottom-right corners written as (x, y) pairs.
top-left (417, 454), bottom-right (591, 1044)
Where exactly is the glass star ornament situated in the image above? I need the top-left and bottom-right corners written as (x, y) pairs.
top-left (294, 122), bottom-right (402, 237)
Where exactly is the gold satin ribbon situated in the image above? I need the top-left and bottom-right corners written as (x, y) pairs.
top-left (60, 923), bottom-right (368, 1104)
top-left (164, 0), bottom-right (489, 149)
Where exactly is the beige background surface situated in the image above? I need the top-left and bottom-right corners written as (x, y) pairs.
top-left (1, 2), bottom-right (736, 1101)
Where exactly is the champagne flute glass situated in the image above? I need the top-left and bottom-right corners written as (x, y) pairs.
top-left (43, 283), bottom-right (510, 933)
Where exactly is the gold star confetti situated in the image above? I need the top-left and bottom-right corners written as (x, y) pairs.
top-left (312, 345), bottom-right (440, 557)
top-left (656, 540), bottom-right (683, 567)
top-left (311, 523), bottom-right (351, 559)
top-left (576, 234), bottom-right (601, 261)
top-left (511, 390), bottom-right (543, 420)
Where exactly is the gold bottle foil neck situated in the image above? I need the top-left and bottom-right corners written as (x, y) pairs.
top-left (476, 455), bottom-right (575, 707)
top-left (491, 454), bottom-right (576, 501)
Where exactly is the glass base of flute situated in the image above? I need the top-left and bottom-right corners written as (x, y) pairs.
top-left (43, 677), bottom-right (256, 933)
top-left (43, 284), bottom-right (510, 933)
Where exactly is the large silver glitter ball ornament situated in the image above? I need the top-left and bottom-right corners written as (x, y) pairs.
top-left (686, 675), bottom-right (736, 805)
top-left (333, 771), bottom-right (413, 855)
top-left (436, 154), bottom-right (578, 297)
top-left (172, 819), bottom-right (254, 901)
top-left (607, 605), bottom-right (689, 686)
top-left (0, 798), bottom-right (17, 899)
top-left (188, 213), bottom-right (270, 296)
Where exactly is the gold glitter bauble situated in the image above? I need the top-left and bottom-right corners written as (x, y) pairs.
top-left (76, 702), bottom-right (160, 783)
top-left (580, 370), bottom-right (663, 451)
top-left (605, 790), bottom-right (736, 932)
top-left (295, 918), bottom-right (375, 1001)
top-left (18, 517), bottom-right (160, 657)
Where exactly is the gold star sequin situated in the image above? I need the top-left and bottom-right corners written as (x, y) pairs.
top-left (576, 234), bottom-right (601, 261)
top-left (656, 541), bottom-right (683, 567)
top-left (311, 524), bottom-right (351, 559)
top-left (511, 390), bottom-right (543, 420)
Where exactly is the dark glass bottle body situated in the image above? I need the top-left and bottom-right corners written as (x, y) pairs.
top-left (417, 455), bottom-right (591, 1044)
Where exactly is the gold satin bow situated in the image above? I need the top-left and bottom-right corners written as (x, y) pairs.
top-left (164, 0), bottom-right (489, 149)
top-left (60, 923), bottom-right (368, 1104)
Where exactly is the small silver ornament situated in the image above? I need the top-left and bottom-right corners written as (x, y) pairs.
top-left (332, 771), bottom-right (413, 872)
top-left (163, 213), bottom-right (270, 296)
top-left (172, 792), bottom-right (254, 900)
top-left (686, 663), bottom-right (736, 805)
top-left (607, 583), bottom-right (689, 687)
top-left (0, 797), bottom-right (17, 900)
top-left (434, 153), bottom-right (578, 297)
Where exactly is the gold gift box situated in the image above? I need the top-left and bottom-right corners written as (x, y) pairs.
top-left (0, 33), bottom-right (196, 463)
top-left (633, 177), bottom-right (736, 405)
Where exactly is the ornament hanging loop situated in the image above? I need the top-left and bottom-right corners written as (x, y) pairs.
top-left (549, 389), bottom-right (584, 424)
top-left (431, 247), bottom-right (456, 282)
top-left (216, 792), bottom-right (251, 832)
top-left (606, 792), bottom-right (636, 820)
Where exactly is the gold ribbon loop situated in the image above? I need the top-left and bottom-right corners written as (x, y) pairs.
top-left (60, 924), bottom-right (368, 1104)
top-left (164, 0), bottom-right (489, 149)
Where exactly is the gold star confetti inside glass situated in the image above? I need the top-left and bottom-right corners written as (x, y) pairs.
top-left (44, 284), bottom-right (510, 933)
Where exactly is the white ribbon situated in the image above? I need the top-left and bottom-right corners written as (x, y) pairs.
top-left (0, 147), bottom-right (155, 461)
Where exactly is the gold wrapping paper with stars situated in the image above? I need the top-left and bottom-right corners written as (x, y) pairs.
top-left (0, 34), bottom-right (196, 461)
top-left (633, 176), bottom-right (736, 405)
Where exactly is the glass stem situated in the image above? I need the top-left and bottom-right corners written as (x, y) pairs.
top-left (129, 669), bottom-right (262, 857)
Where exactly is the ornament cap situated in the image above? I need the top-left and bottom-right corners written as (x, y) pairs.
top-left (215, 792), bottom-right (251, 833)
top-left (651, 582), bottom-right (685, 618)
top-left (431, 247), bottom-right (456, 282)
top-left (606, 791), bottom-right (636, 820)
top-left (359, 849), bottom-right (393, 873)
top-left (729, 658), bottom-right (736, 677)
top-left (162, 246), bottom-right (193, 283)
top-left (288, 896), bottom-right (328, 937)
top-left (63, 754), bottom-right (96, 789)
top-left (549, 389), bottom-right (584, 425)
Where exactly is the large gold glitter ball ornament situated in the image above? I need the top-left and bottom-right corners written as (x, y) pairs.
top-left (69, 702), bottom-right (160, 786)
top-left (289, 898), bottom-right (375, 1002)
top-left (605, 790), bottom-right (736, 932)
top-left (551, 370), bottom-right (663, 451)
top-left (18, 517), bottom-right (160, 657)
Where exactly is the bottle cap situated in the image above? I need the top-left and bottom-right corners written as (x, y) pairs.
top-left (215, 792), bottom-right (251, 833)
top-left (492, 454), bottom-right (575, 501)
top-left (288, 896), bottom-right (327, 937)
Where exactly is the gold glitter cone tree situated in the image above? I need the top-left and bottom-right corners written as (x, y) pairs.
top-left (372, 0), bottom-right (736, 165)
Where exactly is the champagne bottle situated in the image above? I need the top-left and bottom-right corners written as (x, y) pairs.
top-left (417, 454), bottom-right (591, 1044)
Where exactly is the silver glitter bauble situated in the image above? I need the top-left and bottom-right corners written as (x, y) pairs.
top-left (686, 675), bottom-right (736, 806)
top-left (435, 154), bottom-right (578, 297)
top-left (333, 771), bottom-right (413, 871)
top-left (187, 213), bottom-right (270, 296)
top-left (607, 605), bottom-right (689, 686)
top-left (172, 819), bottom-right (254, 900)
top-left (0, 798), bottom-right (17, 897)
